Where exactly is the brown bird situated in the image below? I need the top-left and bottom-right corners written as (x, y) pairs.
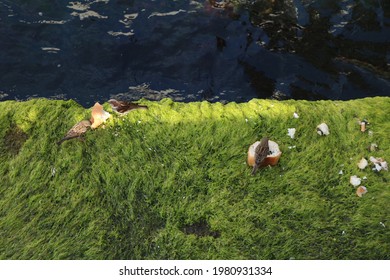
top-left (108, 99), bottom-right (148, 115)
top-left (57, 120), bottom-right (91, 145)
top-left (251, 137), bottom-right (269, 175)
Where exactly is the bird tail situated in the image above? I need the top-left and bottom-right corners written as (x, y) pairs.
top-left (137, 105), bottom-right (148, 110)
top-left (56, 136), bottom-right (75, 145)
top-left (251, 165), bottom-right (258, 175)
top-left (57, 139), bottom-right (65, 145)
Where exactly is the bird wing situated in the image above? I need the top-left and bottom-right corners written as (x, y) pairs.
top-left (65, 121), bottom-right (88, 138)
top-left (255, 143), bottom-right (269, 165)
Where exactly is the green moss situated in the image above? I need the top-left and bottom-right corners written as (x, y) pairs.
top-left (0, 97), bottom-right (389, 259)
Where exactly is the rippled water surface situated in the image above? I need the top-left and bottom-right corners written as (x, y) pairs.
top-left (0, 0), bottom-right (389, 106)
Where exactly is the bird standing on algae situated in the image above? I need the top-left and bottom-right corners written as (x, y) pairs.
top-left (57, 120), bottom-right (91, 145)
top-left (108, 99), bottom-right (148, 115)
top-left (249, 137), bottom-right (269, 175)
top-left (247, 137), bottom-right (282, 175)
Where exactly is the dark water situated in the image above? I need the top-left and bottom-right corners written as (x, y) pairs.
top-left (0, 0), bottom-right (389, 107)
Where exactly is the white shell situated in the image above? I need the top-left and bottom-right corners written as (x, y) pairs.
top-left (316, 123), bottom-right (330, 136)
top-left (357, 157), bottom-right (368, 170)
top-left (287, 128), bottom-right (296, 139)
top-left (350, 175), bottom-right (361, 187)
top-left (293, 112), bottom-right (299, 119)
top-left (268, 140), bottom-right (281, 156)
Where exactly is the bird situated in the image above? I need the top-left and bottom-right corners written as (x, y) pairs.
top-left (251, 137), bottom-right (269, 175)
top-left (108, 99), bottom-right (148, 115)
top-left (57, 120), bottom-right (91, 145)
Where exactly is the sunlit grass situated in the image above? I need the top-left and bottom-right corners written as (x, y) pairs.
top-left (0, 97), bottom-right (389, 259)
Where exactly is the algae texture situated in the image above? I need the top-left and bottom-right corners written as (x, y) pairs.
top-left (0, 97), bottom-right (389, 260)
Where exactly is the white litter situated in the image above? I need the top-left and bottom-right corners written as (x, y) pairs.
top-left (350, 175), bottom-right (361, 187)
top-left (316, 123), bottom-right (330, 136)
top-left (287, 128), bottom-right (296, 139)
top-left (357, 157), bottom-right (368, 170)
top-left (369, 156), bottom-right (388, 171)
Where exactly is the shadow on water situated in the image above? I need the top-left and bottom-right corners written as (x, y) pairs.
top-left (0, 0), bottom-right (389, 106)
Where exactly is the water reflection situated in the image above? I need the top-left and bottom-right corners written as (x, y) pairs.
top-left (0, 0), bottom-right (388, 106)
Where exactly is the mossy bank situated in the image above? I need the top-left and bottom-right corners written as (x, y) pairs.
top-left (0, 97), bottom-right (389, 260)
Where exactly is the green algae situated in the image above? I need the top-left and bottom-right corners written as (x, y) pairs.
top-left (0, 97), bottom-right (389, 260)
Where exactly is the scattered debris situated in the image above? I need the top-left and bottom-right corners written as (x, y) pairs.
top-left (369, 156), bottom-right (388, 171)
top-left (357, 157), bottom-right (368, 170)
top-left (350, 175), bottom-right (361, 187)
top-left (316, 123), bottom-right (330, 136)
top-left (356, 186), bottom-right (368, 197)
top-left (339, 170), bottom-right (344, 175)
top-left (287, 128), bottom-right (296, 139)
top-left (51, 167), bottom-right (56, 177)
top-left (293, 112), bottom-right (299, 118)
top-left (359, 119), bottom-right (369, 132)
top-left (368, 143), bottom-right (378, 152)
